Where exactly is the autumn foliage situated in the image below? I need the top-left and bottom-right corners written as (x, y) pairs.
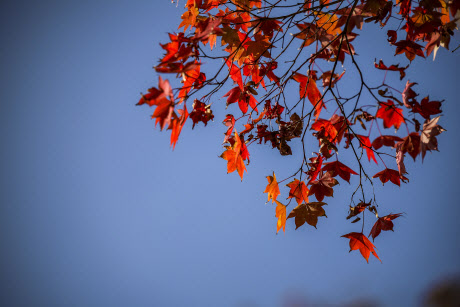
top-left (137, 0), bottom-right (456, 262)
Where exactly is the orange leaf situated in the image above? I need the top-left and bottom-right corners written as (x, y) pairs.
top-left (286, 179), bottom-right (309, 204)
top-left (311, 119), bottom-right (338, 143)
top-left (293, 73), bottom-right (324, 118)
top-left (342, 232), bottom-right (381, 263)
top-left (264, 172), bottom-right (280, 203)
top-left (220, 131), bottom-right (247, 180)
top-left (274, 200), bottom-right (286, 233)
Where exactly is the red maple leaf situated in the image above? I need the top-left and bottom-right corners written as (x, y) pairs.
top-left (375, 100), bottom-right (405, 130)
top-left (412, 96), bottom-right (443, 120)
top-left (356, 135), bottom-right (378, 164)
top-left (374, 59), bottom-right (408, 80)
top-left (308, 172), bottom-right (338, 202)
top-left (306, 153), bottom-right (323, 183)
top-left (322, 160), bottom-right (358, 183)
top-left (137, 76), bottom-right (173, 106)
top-left (369, 213), bottom-right (403, 241)
top-left (151, 98), bottom-right (175, 131)
top-left (372, 168), bottom-right (408, 186)
top-left (371, 135), bottom-right (403, 150)
top-left (293, 72), bottom-right (324, 118)
top-left (220, 131), bottom-right (248, 180)
top-left (311, 119), bottom-right (338, 144)
top-left (169, 104), bottom-right (189, 149)
top-left (394, 40), bottom-right (425, 62)
top-left (223, 86), bottom-right (258, 114)
top-left (226, 60), bottom-right (244, 90)
top-left (399, 132), bottom-right (421, 161)
top-left (189, 99), bottom-right (214, 128)
top-left (286, 179), bottom-right (309, 204)
top-left (222, 114), bottom-right (235, 143)
top-left (342, 232), bottom-right (381, 263)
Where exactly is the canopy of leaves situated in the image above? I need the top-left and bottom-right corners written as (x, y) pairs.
top-left (137, 0), bottom-right (455, 262)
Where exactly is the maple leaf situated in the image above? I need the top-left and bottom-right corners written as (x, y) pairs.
top-left (220, 131), bottom-right (247, 180)
top-left (264, 172), bottom-right (280, 203)
top-left (189, 99), bottom-right (214, 128)
top-left (311, 119), bottom-right (338, 143)
top-left (322, 161), bottom-right (358, 183)
top-left (222, 114), bottom-right (235, 143)
top-left (394, 40), bottom-right (425, 62)
top-left (220, 25), bottom-right (241, 49)
top-left (320, 70), bottom-right (345, 88)
top-left (306, 153), bottom-right (323, 183)
top-left (346, 202), bottom-right (370, 220)
top-left (308, 172), bottom-right (338, 202)
top-left (263, 100), bottom-right (284, 119)
top-left (223, 86), bottom-right (258, 114)
top-left (179, 6), bottom-right (199, 31)
top-left (192, 17), bottom-right (223, 43)
top-left (420, 116), bottom-right (446, 161)
top-left (158, 33), bottom-right (192, 65)
top-left (342, 232), bottom-right (381, 263)
top-left (399, 132), bottom-right (421, 161)
top-left (356, 135), bottom-right (378, 164)
top-left (223, 86), bottom-right (241, 106)
top-left (286, 179), bottom-right (309, 204)
top-left (330, 114), bottom-right (348, 144)
top-left (137, 76), bottom-right (174, 106)
top-left (402, 81), bottom-right (418, 108)
top-left (226, 60), bottom-right (244, 90)
top-left (395, 141), bottom-right (407, 176)
top-left (372, 168), bottom-right (408, 186)
top-left (151, 98), bottom-right (175, 131)
top-left (375, 100), bottom-right (405, 130)
top-left (252, 17), bottom-right (283, 40)
top-left (274, 200), bottom-right (286, 233)
top-left (374, 59), bottom-right (408, 80)
top-left (412, 96), bottom-right (443, 120)
top-left (179, 64), bottom-right (205, 100)
top-left (369, 213), bottom-right (403, 241)
top-left (335, 6), bottom-right (365, 32)
top-left (245, 34), bottom-right (272, 59)
top-left (287, 202), bottom-right (327, 229)
top-left (169, 104), bottom-right (189, 149)
top-left (371, 135), bottom-right (403, 150)
top-left (293, 72), bottom-right (324, 118)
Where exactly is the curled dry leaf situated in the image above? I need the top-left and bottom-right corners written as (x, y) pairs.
top-left (420, 116), bottom-right (446, 161)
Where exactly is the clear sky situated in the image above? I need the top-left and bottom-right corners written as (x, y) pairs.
top-left (1, 1), bottom-right (459, 306)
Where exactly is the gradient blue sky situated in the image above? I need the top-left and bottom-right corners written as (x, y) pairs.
top-left (1, 1), bottom-right (459, 306)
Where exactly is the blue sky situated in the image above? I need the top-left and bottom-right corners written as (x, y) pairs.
top-left (1, 1), bottom-right (459, 306)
